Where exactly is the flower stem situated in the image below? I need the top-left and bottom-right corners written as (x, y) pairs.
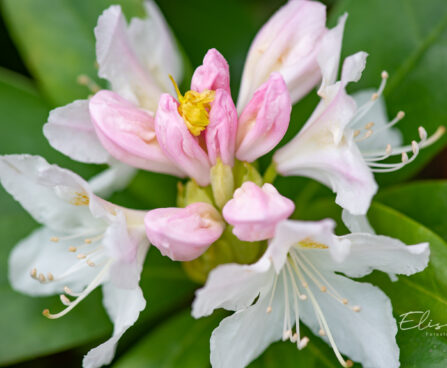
top-left (263, 161), bottom-right (278, 183)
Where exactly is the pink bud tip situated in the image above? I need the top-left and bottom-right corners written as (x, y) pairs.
top-left (222, 181), bottom-right (295, 241)
top-left (145, 203), bottom-right (224, 261)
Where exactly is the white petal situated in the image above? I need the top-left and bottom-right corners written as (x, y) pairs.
top-left (43, 100), bottom-right (110, 164)
top-left (83, 283), bottom-right (146, 368)
top-left (331, 233), bottom-right (430, 278)
top-left (103, 211), bottom-right (149, 289)
top-left (267, 219), bottom-right (336, 273)
top-left (317, 13), bottom-right (347, 94)
top-left (95, 6), bottom-right (163, 111)
top-left (128, 0), bottom-right (183, 95)
top-left (276, 135), bottom-right (377, 215)
top-left (192, 257), bottom-right (273, 318)
top-left (8, 227), bottom-right (102, 296)
top-left (88, 160), bottom-right (137, 198)
top-left (0, 155), bottom-right (105, 230)
top-left (341, 52), bottom-right (368, 85)
top-left (351, 90), bottom-right (403, 152)
top-left (210, 285), bottom-right (284, 368)
top-left (298, 271), bottom-right (399, 368)
top-left (342, 209), bottom-right (375, 234)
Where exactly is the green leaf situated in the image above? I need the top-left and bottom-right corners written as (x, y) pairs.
top-left (1, 0), bottom-right (145, 106)
top-left (330, 0), bottom-right (447, 184)
top-left (377, 180), bottom-right (447, 241)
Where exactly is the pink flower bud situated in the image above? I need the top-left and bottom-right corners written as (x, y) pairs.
top-left (236, 73), bottom-right (291, 162)
top-left (145, 203), bottom-right (224, 261)
top-left (237, 0), bottom-right (327, 111)
top-left (222, 181), bottom-right (294, 241)
top-left (206, 89), bottom-right (238, 166)
top-left (89, 90), bottom-right (184, 176)
top-left (155, 94), bottom-right (211, 186)
top-left (191, 48), bottom-right (231, 95)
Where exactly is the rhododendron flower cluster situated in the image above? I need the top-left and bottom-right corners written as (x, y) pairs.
top-left (0, 1), bottom-right (443, 368)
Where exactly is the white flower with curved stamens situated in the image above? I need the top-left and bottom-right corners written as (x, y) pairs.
top-left (43, 1), bottom-right (184, 176)
top-left (0, 154), bottom-right (149, 368)
top-left (193, 219), bottom-right (429, 368)
top-left (274, 42), bottom-right (444, 214)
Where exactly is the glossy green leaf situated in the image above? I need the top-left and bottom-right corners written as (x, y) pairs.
top-left (1, 0), bottom-right (145, 106)
top-left (330, 0), bottom-right (447, 184)
top-left (377, 180), bottom-right (447, 241)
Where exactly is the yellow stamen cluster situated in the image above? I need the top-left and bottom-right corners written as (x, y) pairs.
top-left (298, 237), bottom-right (328, 249)
top-left (170, 75), bottom-right (215, 136)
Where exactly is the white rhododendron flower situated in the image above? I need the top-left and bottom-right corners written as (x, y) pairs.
top-left (193, 219), bottom-right (429, 368)
top-left (0, 155), bottom-right (149, 368)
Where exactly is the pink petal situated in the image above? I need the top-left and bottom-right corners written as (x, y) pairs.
top-left (89, 90), bottom-right (184, 176)
top-left (222, 182), bottom-right (295, 241)
top-left (145, 203), bottom-right (224, 261)
top-left (155, 94), bottom-right (211, 186)
top-left (191, 48), bottom-right (231, 95)
top-left (206, 89), bottom-right (238, 166)
top-left (236, 73), bottom-right (291, 162)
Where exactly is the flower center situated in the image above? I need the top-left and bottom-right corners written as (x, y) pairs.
top-left (266, 246), bottom-right (360, 368)
top-left (170, 75), bottom-right (215, 136)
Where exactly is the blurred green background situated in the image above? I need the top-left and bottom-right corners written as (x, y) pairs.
top-left (1, 0), bottom-right (447, 367)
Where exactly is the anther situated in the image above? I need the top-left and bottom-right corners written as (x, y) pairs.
top-left (38, 273), bottom-right (46, 283)
top-left (352, 306), bottom-right (361, 312)
top-left (87, 260), bottom-right (95, 267)
top-left (342, 298), bottom-right (348, 305)
top-left (319, 328), bottom-right (326, 336)
top-left (320, 286), bottom-right (327, 292)
top-left (401, 152), bottom-right (409, 163)
top-left (299, 294), bottom-right (308, 300)
top-left (298, 336), bottom-right (310, 349)
top-left (42, 309), bottom-right (50, 318)
top-left (266, 306), bottom-right (272, 313)
top-left (50, 237), bottom-right (59, 242)
top-left (385, 144), bottom-right (392, 154)
top-left (346, 360), bottom-right (354, 367)
top-left (418, 126), bottom-right (428, 141)
top-left (397, 111), bottom-right (405, 120)
top-left (283, 330), bottom-right (292, 340)
top-left (353, 130), bottom-right (361, 138)
top-left (60, 294), bottom-right (71, 306)
top-left (365, 122), bottom-right (374, 129)
top-left (381, 71), bottom-right (389, 79)
top-left (371, 93), bottom-right (379, 101)
top-left (30, 268), bottom-right (37, 278)
top-left (47, 272), bottom-right (54, 281)
top-left (292, 333), bottom-right (298, 342)
top-left (77, 254), bottom-right (86, 259)
top-left (68, 246), bottom-right (77, 252)
top-left (411, 140), bottom-right (419, 154)
top-left (84, 239), bottom-right (92, 244)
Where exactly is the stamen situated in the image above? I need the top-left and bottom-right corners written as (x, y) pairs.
top-left (77, 254), bottom-right (86, 259)
top-left (47, 272), bottom-right (54, 281)
top-left (64, 286), bottom-right (81, 297)
top-left (86, 260), bottom-right (95, 267)
top-left (77, 74), bottom-right (101, 94)
top-left (50, 237), bottom-right (59, 242)
top-left (68, 246), bottom-right (77, 252)
top-left (43, 261), bottom-right (111, 319)
top-left (365, 122), bottom-right (374, 129)
top-left (30, 268), bottom-right (37, 279)
top-left (352, 306), bottom-right (361, 313)
top-left (419, 126), bottom-right (427, 141)
top-left (38, 273), bottom-right (46, 283)
top-left (266, 274), bottom-right (279, 313)
top-left (60, 294), bottom-right (71, 306)
top-left (298, 336), bottom-right (310, 349)
top-left (319, 328), bottom-right (326, 336)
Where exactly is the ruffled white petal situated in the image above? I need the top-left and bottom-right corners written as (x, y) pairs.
top-left (342, 209), bottom-right (375, 234)
top-left (128, 0), bottom-right (183, 95)
top-left (298, 271), bottom-right (399, 368)
top-left (192, 257), bottom-right (273, 318)
top-left (8, 227), bottom-right (102, 296)
top-left (317, 13), bottom-right (347, 94)
top-left (83, 283), bottom-right (146, 368)
top-left (210, 285), bottom-right (284, 368)
top-left (95, 6), bottom-right (162, 111)
top-left (43, 100), bottom-right (110, 164)
top-left (267, 219), bottom-right (336, 272)
top-left (351, 90), bottom-right (403, 152)
top-left (0, 155), bottom-right (105, 231)
top-left (88, 161), bottom-right (137, 198)
top-left (341, 52), bottom-right (368, 85)
top-left (331, 233), bottom-right (430, 278)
